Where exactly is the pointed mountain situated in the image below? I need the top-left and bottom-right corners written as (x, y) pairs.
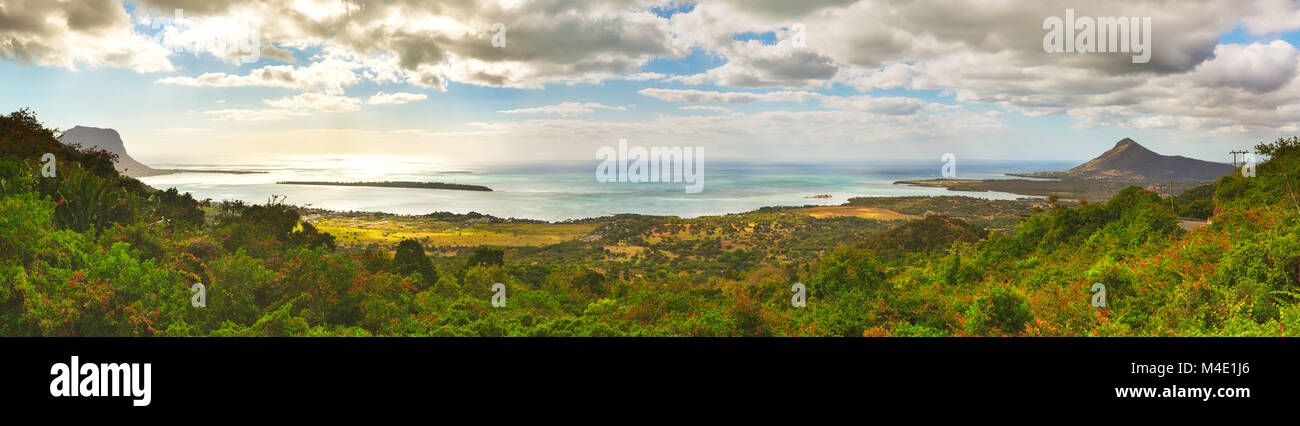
top-left (1023, 138), bottom-right (1232, 181)
top-left (58, 126), bottom-right (161, 177)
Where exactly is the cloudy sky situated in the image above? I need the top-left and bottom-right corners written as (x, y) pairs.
top-left (1, 0), bottom-right (1298, 164)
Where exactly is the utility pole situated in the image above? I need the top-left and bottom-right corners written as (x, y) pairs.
top-left (1169, 178), bottom-right (1175, 215)
top-left (1230, 150), bottom-right (1249, 171)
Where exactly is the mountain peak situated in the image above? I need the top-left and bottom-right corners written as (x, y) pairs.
top-left (1102, 137), bottom-right (1155, 157)
top-left (59, 126), bottom-right (157, 177)
top-left (1021, 137), bottom-right (1231, 181)
top-left (67, 125), bottom-right (117, 134)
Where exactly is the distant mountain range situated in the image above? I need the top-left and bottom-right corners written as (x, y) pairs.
top-left (58, 126), bottom-right (162, 177)
top-left (1016, 138), bottom-right (1233, 181)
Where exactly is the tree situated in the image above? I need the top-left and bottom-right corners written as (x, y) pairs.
top-left (464, 247), bottom-right (504, 268)
top-left (572, 268), bottom-right (607, 296)
top-left (289, 221), bottom-right (337, 251)
top-left (1254, 136), bottom-right (1299, 159)
top-left (393, 239), bottom-right (437, 289)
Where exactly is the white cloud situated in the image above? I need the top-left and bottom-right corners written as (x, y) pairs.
top-left (145, 9), bottom-right (264, 65)
top-left (668, 39), bottom-right (840, 89)
top-left (1192, 41), bottom-right (1300, 93)
top-left (662, 0), bottom-right (1300, 136)
top-left (366, 91), bottom-right (428, 105)
top-left (677, 105), bottom-right (732, 113)
top-left (0, 0), bottom-right (173, 72)
top-left (638, 88), bottom-right (824, 103)
top-left (646, 89), bottom-right (946, 116)
top-left (152, 127), bottom-right (215, 134)
top-left (838, 62), bottom-right (919, 91)
top-left (155, 53), bottom-right (364, 94)
top-left (263, 93), bottom-right (362, 112)
top-left (201, 92), bottom-right (362, 121)
top-left (1240, 0), bottom-right (1300, 34)
top-left (619, 72), bottom-right (668, 81)
top-left (203, 109), bottom-right (310, 122)
top-left (5, 0), bottom-right (1300, 149)
top-left (821, 96), bottom-right (937, 115)
top-left (499, 102), bottom-right (629, 117)
top-left (135, 0), bottom-right (689, 89)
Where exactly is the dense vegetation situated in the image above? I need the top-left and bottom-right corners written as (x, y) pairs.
top-left (845, 195), bottom-right (1039, 231)
top-left (1174, 182), bottom-right (1216, 219)
top-left (2, 108), bottom-right (1297, 336)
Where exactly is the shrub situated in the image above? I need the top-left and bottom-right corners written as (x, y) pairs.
top-left (969, 287), bottom-right (1030, 335)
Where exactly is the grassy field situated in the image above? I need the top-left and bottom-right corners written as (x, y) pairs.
top-left (301, 199), bottom-right (997, 282)
top-left (305, 198), bottom-right (1027, 260)
top-left (307, 213), bottom-right (599, 253)
top-left (845, 195), bottom-right (1042, 231)
top-left (794, 205), bottom-right (917, 220)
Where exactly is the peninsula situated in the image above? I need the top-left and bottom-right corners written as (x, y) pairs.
top-left (277, 181), bottom-right (494, 192)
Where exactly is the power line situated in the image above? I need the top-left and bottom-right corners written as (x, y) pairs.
top-left (1230, 150), bottom-right (1249, 169)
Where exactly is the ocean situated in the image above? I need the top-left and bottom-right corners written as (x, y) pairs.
top-left (136, 155), bottom-right (1075, 222)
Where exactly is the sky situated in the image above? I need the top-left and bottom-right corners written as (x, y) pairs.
top-left (1, 0), bottom-right (1298, 165)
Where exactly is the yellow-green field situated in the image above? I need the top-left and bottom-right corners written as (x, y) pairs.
top-left (307, 214), bottom-right (599, 251)
top-left (794, 206), bottom-right (917, 220)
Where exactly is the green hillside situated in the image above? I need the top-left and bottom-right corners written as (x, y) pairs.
top-left (2, 108), bottom-right (1297, 337)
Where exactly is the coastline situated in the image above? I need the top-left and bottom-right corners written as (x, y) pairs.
top-left (894, 177), bottom-right (1214, 202)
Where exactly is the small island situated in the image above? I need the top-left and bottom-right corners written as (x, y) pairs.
top-left (277, 181), bottom-right (493, 192)
top-left (158, 168), bottom-right (267, 175)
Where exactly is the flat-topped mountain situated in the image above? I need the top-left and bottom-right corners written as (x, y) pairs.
top-left (58, 125), bottom-right (162, 177)
top-left (1018, 138), bottom-right (1233, 181)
